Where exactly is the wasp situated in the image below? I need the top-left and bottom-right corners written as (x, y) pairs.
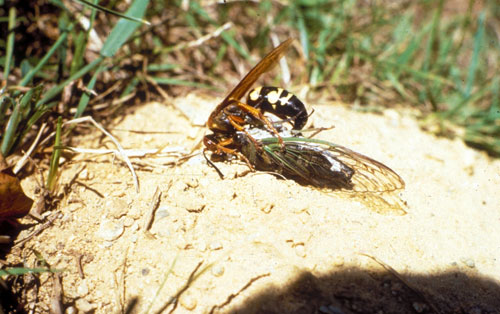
top-left (204, 38), bottom-right (305, 165)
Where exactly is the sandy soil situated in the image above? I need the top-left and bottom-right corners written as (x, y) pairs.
top-left (6, 95), bottom-right (500, 313)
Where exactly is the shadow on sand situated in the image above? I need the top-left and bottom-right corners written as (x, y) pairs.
top-left (220, 266), bottom-right (500, 314)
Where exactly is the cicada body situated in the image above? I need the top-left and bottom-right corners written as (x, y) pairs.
top-left (234, 129), bottom-right (405, 193)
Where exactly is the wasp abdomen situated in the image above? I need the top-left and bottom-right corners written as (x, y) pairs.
top-left (247, 87), bottom-right (308, 130)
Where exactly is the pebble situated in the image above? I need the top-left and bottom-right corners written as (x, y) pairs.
top-left (75, 299), bottom-right (95, 313)
top-left (156, 207), bottom-right (170, 219)
top-left (294, 244), bottom-right (306, 257)
top-left (79, 168), bottom-right (92, 180)
top-left (180, 293), bottom-right (197, 310)
top-left (65, 306), bottom-right (77, 314)
top-left (261, 204), bottom-right (274, 214)
top-left (461, 258), bottom-right (475, 268)
top-left (77, 281), bottom-right (89, 296)
top-left (96, 219), bottom-right (124, 241)
top-left (106, 198), bottom-right (129, 219)
top-left (211, 265), bottom-right (224, 277)
top-left (123, 217), bottom-right (135, 227)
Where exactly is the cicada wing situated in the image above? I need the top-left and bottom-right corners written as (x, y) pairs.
top-left (323, 144), bottom-right (405, 192)
top-left (261, 142), bottom-right (355, 190)
top-left (260, 138), bottom-right (404, 193)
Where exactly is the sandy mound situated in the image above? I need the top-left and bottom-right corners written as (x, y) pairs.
top-left (10, 96), bottom-right (500, 313)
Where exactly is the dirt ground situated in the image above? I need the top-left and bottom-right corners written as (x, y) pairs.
top-left (5, 95), bottom-right (500, 313)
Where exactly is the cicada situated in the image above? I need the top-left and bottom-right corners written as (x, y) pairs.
top-left (233, 127), bottom-right (405, 193)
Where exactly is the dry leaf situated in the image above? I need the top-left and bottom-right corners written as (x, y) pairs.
top-left (0, 168), bottom-right (33, 220)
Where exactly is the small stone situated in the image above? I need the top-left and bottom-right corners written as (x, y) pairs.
top-left (75, 299), bottom-right (95, 313)
top-left (123, 217), bottom-right (135, 227)
top-left (79, 168), bottom-right (91, 180)
top-left (65, 306), bottom-right (77, 314)
top-left (211, 265), bottom-right (224, 277)
top-left (462, 258), bottom-right (475, 268)
top-left (294, 244), bottom-right (306, 257)
top-left (96, 219), bottom-right (124, 241)
top-left (261, 204), bottom-right (274, 214)
top-left (156, 207), bottom-right (170, 219)
top-left (106, 198), bottom-right (129, 219)
top-left (129, 223), bottom-right (139, 232)
top-left (77, 281), bottom-right (89, 296)
top-left (180, 292), bottom-right (197, 310)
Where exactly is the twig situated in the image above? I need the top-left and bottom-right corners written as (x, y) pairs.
top-left (76, 254), bottom-right (85, 279)
top-left (14, 212), bottom-right (60, 247)
top-left (143, 186), bottom-right (162, 232)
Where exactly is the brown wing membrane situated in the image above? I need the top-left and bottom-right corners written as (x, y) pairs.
top-left (328, 145), bottom-right (405, 193)
top-left (209, 38), bottom-right (294, 119)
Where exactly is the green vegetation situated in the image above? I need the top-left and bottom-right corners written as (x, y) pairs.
top-left (0, 0), bottom-right (498, 166)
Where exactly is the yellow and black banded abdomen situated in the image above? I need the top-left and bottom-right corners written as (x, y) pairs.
top-left (247, 86), bottom-right (308, 130)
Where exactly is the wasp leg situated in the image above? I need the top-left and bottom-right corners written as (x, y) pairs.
top-left (203, 135), bottom-right (255, 174)
top-left (203, 148), bottom-right (225, 179)
top-left (227, 99), bottom-right (285, 149)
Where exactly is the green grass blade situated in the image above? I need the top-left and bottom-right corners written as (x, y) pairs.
top-left (47, 116), bottom-right (62, 192)
top-left (101, 0), bottom-right (150, 58)
top-left (0, 98), bottom-right (20, 155)
top-left (145, 255), bottom-right (178, 314)
top-left (488, 76), bottom-right (499, 118)
top-left (0, 87), bottom-right (38, 155)
top-left (19, 23), bottom-right (74, 87)
top-left (74, 64), bottom-right (105, 118)
top-left (36, 57), bottom-right (103, 108)
top-left (3, 7), bottom-right (16, 80)
top-left (70, 30), bottom-right (88, 76)
top-left (464, 11), bottom-right (485, 98)
top-left (74, 0), bottom-right (150, 25)
top-left (0, 267), bottom-right (61, 277)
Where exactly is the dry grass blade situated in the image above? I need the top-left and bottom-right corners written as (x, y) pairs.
top-left (360, 252), bottom-right (443, 314)
top-left (63, 116), bottom-right (140, 192)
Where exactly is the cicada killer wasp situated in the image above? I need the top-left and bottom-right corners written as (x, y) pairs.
top-left (204, 38), bottom-right (307, 172)
top-left (234, 126), bottom-right (405, 193)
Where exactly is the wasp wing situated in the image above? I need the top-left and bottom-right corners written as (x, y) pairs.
top-left (210, 38), bottom-right (294, 119)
